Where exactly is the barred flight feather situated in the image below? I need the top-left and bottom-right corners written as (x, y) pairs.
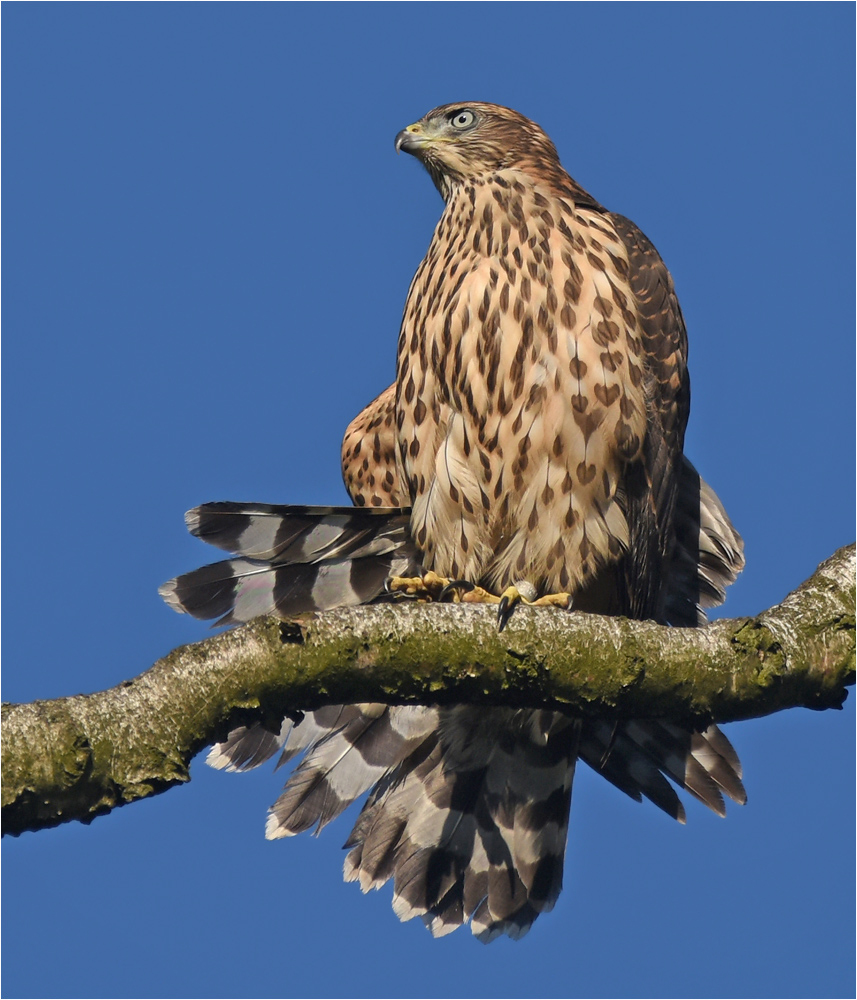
top-left (159, 503), bottom-right (420, 625)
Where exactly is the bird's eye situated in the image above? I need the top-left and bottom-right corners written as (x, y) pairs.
top-left (449, 110), bottom-right (475, 130)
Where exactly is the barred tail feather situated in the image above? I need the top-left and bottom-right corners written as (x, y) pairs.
top-left (266, 705), bottom-right (438, 838)
top-left (206, 705), bottom-right (375, 773)
top-left (580, 719), bottom-right (745, 820)
top-left (580, 720), bottom-right (687, 822)
top-left (206, 719), bottom-right (292, 772)
top-left (341, 707), bottom-right (581, 941)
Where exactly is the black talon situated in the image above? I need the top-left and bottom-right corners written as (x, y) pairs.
top-left (497, 595), bottom-right (514, 632)
top-left (438, 579), bottom-right (475, 602)
top-left (384, 580), bottom-right (408, 598)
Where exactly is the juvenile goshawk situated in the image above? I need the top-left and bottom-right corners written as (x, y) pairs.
top-left (160, 102), bottom-right (745, 942)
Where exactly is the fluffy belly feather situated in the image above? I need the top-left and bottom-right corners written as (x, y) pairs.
top-left (398, 190), bottom-right (647, 595)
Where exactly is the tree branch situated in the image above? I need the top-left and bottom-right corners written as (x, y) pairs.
top-left (3, 545), bottom-right (854, 838)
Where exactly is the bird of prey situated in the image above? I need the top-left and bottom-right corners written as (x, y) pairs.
top-left (160, 102), bottom-right (745, 942)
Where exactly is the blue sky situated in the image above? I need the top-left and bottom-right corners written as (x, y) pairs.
top-left (3, 4), bottom-right (853, 998)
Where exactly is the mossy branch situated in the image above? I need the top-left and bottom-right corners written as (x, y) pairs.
top-left (3, 544), bottom-right (854, 838)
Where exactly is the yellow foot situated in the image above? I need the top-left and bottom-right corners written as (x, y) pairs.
top-left (387, 574), bottom-right (569, 628)
top-left (386, 571), bottom-right (453, 601)
top-left (496, 585), bottom-right (571, 632)
top-left (531, 593), bottom-right (573, 609)
top-left (437, 581), bottom-right (570, 631)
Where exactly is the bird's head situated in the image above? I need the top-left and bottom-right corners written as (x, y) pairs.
top-left (395, 102), bottom-right (561, 199)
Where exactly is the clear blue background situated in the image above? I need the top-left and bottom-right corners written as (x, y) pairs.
top-left (3, 4), bottom-right (854, 998)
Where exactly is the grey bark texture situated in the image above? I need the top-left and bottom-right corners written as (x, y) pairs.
top-left (3, 544), bottom-right (854, 838)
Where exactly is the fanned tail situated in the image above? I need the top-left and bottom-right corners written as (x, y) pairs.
top-left (210, 703), bottom-right (743, 942)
